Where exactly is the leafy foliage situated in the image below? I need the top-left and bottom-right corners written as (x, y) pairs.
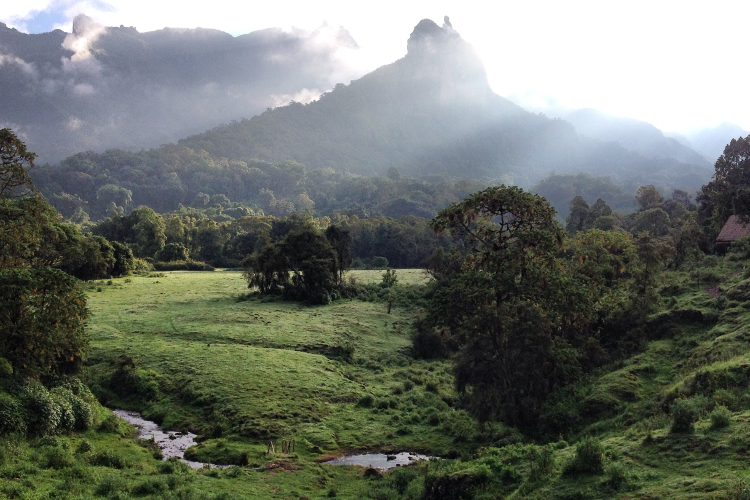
top-left (698, 134), bottom-right (750, 238)
top-left (425, 186), bottom-right (582, 426)
top-left (0, 128), bottom-right (35, 199)
top-left (0, 267), bottom-right (88, 378)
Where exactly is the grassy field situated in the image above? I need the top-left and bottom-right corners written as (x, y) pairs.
top-left (7, 257), bottom-right (750, 499)
top-left (82, 270), bottom-right (470, 455)
top-left (0, 268), bottom-right (491, 498)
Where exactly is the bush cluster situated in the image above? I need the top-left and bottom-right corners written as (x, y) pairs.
top-left (670, 398), bottom-right (698, 433)
top-left (564, 438), bottom-right (605, 475)
top-left (0, 379), bottom-right (95, 438)
top-left (153, 260), bottom-right (215, 271)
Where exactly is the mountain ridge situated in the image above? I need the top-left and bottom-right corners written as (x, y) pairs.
top-left (178, 19), bottom-right (710, 188)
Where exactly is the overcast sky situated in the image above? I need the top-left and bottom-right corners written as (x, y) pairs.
top-left (2, 0), bottom-right (748, 134)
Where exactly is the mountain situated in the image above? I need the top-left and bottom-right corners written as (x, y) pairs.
top-left (683, 122), bottom-right (750, 164)
top-left (28, 17), bottom-right (715, 223)
top-left (0, 15), bottom-right (362, 163)
top-left (562, 108), bottom-right (710, 167)
top-left (179, 19), bottom-right (711, 188)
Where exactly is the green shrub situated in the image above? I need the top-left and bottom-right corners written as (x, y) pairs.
top-left (76, 439), bottom-right (92, 454)
top-left (50, 388), bottom-right (76, 433)
top-left (70, 396), bottom-right (93, 431)
top-left (89, 449), bottom-right (127, 469)
top-left (603, 462), bottom-right (631, 490)
top-left (528, 445), bottom-right (555, 479)
top-left (381, 269), bottom-right (398, 287)
top-left (98, 414), bottom-right (124, 434)
top-left (728, 235), bottom-right (750, 260)
top-left (95, 475), bottom-right (129, 496)
top-left (132, 258), bottom-right (154, 273)
top-left (377, 399), bottom-right (393, 410)
top-left (0, 392), bottom-right (26, 436)
top-left (710, 405), bottom-right (731, 429)
top-left (713, 295), bottom-right (728, 310)
top-left (357, 395), bottom-right (374, 408)
top-left (19, 382), bottom-right (60, 436)
top-left (671, 399), bottom-right (698, 433)
top-left (43, 446), bottom-right (76, 469)
top-left (714, 389), bottom-right (739, 410)
top-left (131, 477), bottom-right (167, 496)
top-left (564, 438), bottom-right (604, 475)
top-left (423, 461), bottom-right (491, 500)
top-left (153, 260), bottom-right (215, 272)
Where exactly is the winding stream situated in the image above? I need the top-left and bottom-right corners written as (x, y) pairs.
top-left (113, 409), bottom-right (432, 471)
top-left (112, 409), bottom-right (221, 469)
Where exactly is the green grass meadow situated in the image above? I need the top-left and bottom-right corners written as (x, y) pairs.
top-left (9, 260), bottom-right (750, 499)
top-left (0, 269), bottom-right (476, 499)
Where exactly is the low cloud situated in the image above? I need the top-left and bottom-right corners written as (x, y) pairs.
top-left (271, 88), bottom-right (323, 108)
top-left (0, 14), bottom-right (366, 163)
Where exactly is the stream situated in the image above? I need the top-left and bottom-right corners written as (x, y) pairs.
top-left (323, 451), bottom-right (432, 470)
top-left (112, 409), bottom-right (222, 469)
top-left (113, 409), bottom-right (431, 471)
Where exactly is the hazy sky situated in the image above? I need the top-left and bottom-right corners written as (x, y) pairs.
top-left (2, 0), bottom-right (748, 134)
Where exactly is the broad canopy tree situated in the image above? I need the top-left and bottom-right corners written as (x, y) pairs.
top-left (424, 186), bottom-right (645, 429)
top-left (427, 186), bottom-right (579, 426)
top-left (698, 134), bottom-right (750, 237)
top-left (0, 129), bottom-right (90, 379)
top-left (0, 128), bottom-right (36, 199)
top-left (243, 221), bottom-right (352, 304)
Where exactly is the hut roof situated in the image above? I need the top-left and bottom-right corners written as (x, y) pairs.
top-left (717, 215), bottom-right (750, 244)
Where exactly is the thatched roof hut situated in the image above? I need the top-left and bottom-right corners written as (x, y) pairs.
top-left (716, 215), bottom-right (750, 248)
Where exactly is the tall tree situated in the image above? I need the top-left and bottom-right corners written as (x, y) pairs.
top-left (324, 224), bottom-right (352, 284)
top-left (0, 129), bottom-right (89, 379)
top-left (0, 128), bottom-right (35, 199)
top-left (698, 134), bottom-right (750, 237)
top-left (426, 186), bottom-right (582, 427)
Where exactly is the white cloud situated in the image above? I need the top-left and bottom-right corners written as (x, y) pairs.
top-left (0, 52), bottom-right (38, 78)
top-left (271, 88), bottom-right (322, 108)
top-left (66, 116), bottom-right (83, 130)
top-left (2, 0), bottom-right (750, 132)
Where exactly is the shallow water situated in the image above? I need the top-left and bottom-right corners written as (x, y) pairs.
top-left (112, 409), bottom-right (222, 469)
top-left (323, 451), bottom-right (431, 470)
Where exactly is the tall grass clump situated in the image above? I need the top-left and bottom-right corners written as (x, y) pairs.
top-left (670, 398), bottom-right (698, 433)
top-left (710, 405), bottom-right (731, 429)
top-left (564, 438), bottom-right (604, 475)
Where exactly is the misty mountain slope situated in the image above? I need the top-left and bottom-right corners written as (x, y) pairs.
top-left (564, 108), bottom-right (711, 166)
top-left (179, 19), bottom-right (710, 186)
top-left (684, 122), bottom-right (750, 163)
top-left (0, 15), bottom-right (362, 163)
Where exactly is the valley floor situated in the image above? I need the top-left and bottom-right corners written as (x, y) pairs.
top-left (5, 260), bottom-right (750, 499)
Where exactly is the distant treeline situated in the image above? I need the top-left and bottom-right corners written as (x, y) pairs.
top-left (32, 143), bottom-right (707, 228)
top-left (32, 145), bottom-right (496, 223)
top-left (90, 206), bottom-right (450, 270)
